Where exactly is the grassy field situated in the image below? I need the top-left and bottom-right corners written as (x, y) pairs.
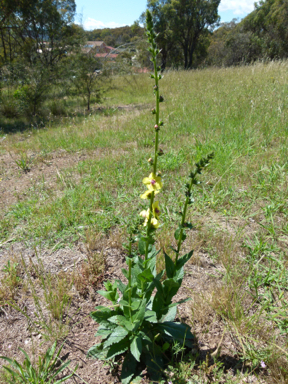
top-left (0, 61), bottom-right (288, 383)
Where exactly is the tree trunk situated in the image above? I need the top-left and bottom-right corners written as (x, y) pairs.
top-left (187, 46), bottom-right (194, 69)
top-left (184, 44), bottom-right (188, 69)
top-left (161, 48), bottom-right (168, 71)
top-left (1, 30), bottom-right (7, 62)
top-left (87, 92), bottom-right (90, 111)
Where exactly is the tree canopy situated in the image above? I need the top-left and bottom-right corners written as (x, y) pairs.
top-left (0, 0), bottom-right (80, 66)
top-left (146, 0), bottom-right (220, 69)
top-left (206, 0), bottom-right (288, 66)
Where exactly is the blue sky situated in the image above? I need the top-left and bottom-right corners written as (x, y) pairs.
top-left (75, 0), bottom-right (256, 30)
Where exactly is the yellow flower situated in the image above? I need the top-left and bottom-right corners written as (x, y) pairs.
top-left (140, 189), bottom-right (159, 199)
top-left (143, 217), bottom-right (159, 228)
top-left (143, 173), bottom-right (162, 191)
top-left (139, 209), bottom-right (149, 219)
top-left (139, 208), bottom-right (159, 228)
top-left (152, 201), bottom-right (160, 219)
top-left (150, 218), bottom-right (159, 228)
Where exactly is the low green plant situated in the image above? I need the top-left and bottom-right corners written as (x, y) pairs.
top-left (0, 341), bottom-right (75, 384)
top-left (7, 255), bottom-right (72, 340)
top-left (0, 259), bottom-right (22, 303)
top-left (88, 11), bottom-right (214, 383)
top-left (14, 152), bottom-right (32, 173)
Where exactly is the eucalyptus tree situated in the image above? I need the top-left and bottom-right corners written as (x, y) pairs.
top-left (146, 0), bottom-right (220, 69)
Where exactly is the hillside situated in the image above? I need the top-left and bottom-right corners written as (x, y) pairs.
top-left (0, 62), bottom-right (288, 383)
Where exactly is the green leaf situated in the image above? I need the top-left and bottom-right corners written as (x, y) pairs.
top-left (90, 308), bottom-right (114, 325)
top-left (147, 247), bottom-right (160, 259)
top-left (144, 310), bottom-right (158, 323)
top-left (97, 290), bottom-right (118, 303)
top-left (174, 227), bottom-right (186, 242)
top-left (104, 326), bottom-right (129, 348)
top-left (169, 246), bottom-right (179, 254)
top-left (174, 266), bottom-right (184, 283)
top-left (118, 299), bottom-right (130, 307)
top-left (163, 278), bottom-right (180, 292)
top-left (162, 342), bottom-right (170, 352)
top-left (142, 344), bottom-right (164, 381)
top-left (131, 335), bottom-right (142, 362)
top-left (137, 268), bottom-right (154, 283)
top-left (184, 222), bottom-right (193, 229)
top-left (87, 343), bottom-right (107, 360)
top-left (95, 324), bottom-right (116, 339)
top-left (176, 298), bottom-right (191, 305)
top-left (108, 315), bottom-right (134, 332)
top-left (116, 279), bottom-right (127, 294)
top-left (121, 352), bottom-right (137, 384)
top-left (164, 252), bottom-right (175, 278)
top-left (103, 280), bottom-right (113, 291)
top-left (131, 264), bottom-right (143, 285)
top-left (106, 338), bottom-right (129, 359)
top-left (160, 305), bottom-right (177, 322)
top-left (145, 256), bottom-right (157, 277)
top-left (138, 236), bottom-right (146, 255)
top-left (176, 250), bottom-right (193, 270)
top-left (132, 299), bottom-right (146, 324)
top-left (131, 299), bottom-right (142, 311)
top-left (121, 268), bottom-right (129, 279)
top-left (157, 322), bottom-right (194, 347)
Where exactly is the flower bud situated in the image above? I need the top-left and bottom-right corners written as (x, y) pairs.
top-left (158, 149), bottom-right (164, 156)
top-left (157, 171), bottom-right (162, 177)
top-left (154, 124), bottom-right (160, 131)
top-left (148, 157), bottom-right (154, 165)
top-left (153, 85), bottom-right (158, 91)
top-left (151, 108), bottom-right (156, 115)
top-left (159, 95), bottom-right (164, 102)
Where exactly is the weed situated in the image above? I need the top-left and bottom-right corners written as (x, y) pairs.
top-left (6, 255), bottom-right (72, 340)
top-left (88, 13), bottom-right (213, 383)
top-left (0, 258), bottom-right (23, 304)
top-left (0, 341), bottom-right (76, 384)
top-left (14, 152), bottom-right (33, 173)
top-left (73, 246), bottom-right (106, 297)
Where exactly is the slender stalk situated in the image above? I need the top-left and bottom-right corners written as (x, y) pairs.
top-left (175, 153), bottom-right (214, 263)
top-left (144, 37), bottom-right (161, 263)
top-left (145, 191), bottom-right (154, 262)
top-left (128, 258), bottom-right (132, 320)
top-left (153, 58), bottom-right (160, 175)
top-left (175, 187), bottom-right (191, 263)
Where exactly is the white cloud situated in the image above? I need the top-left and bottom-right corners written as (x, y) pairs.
top-left (219, 0), bottom-right (255, 15)
top-left (82, 18), bottom-right (126, 30)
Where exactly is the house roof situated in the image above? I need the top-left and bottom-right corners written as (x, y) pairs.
top-left (95, 53), bottom-right (118, 58)
top-left (85, 41), bottom-right (105, 47)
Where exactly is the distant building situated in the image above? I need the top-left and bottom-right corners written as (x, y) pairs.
top-left (82, 41), bottom-right (119, 61)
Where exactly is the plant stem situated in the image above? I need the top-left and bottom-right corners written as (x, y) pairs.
top-left (145, 51), bottom-right (160, 263)
top-left (128, 258), bottom-right (132, 320)
top-left (175, 181), bottom-right (192, 263)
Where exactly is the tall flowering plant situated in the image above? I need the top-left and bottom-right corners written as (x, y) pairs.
top-left (88, 11), bottom-right (214, 383)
